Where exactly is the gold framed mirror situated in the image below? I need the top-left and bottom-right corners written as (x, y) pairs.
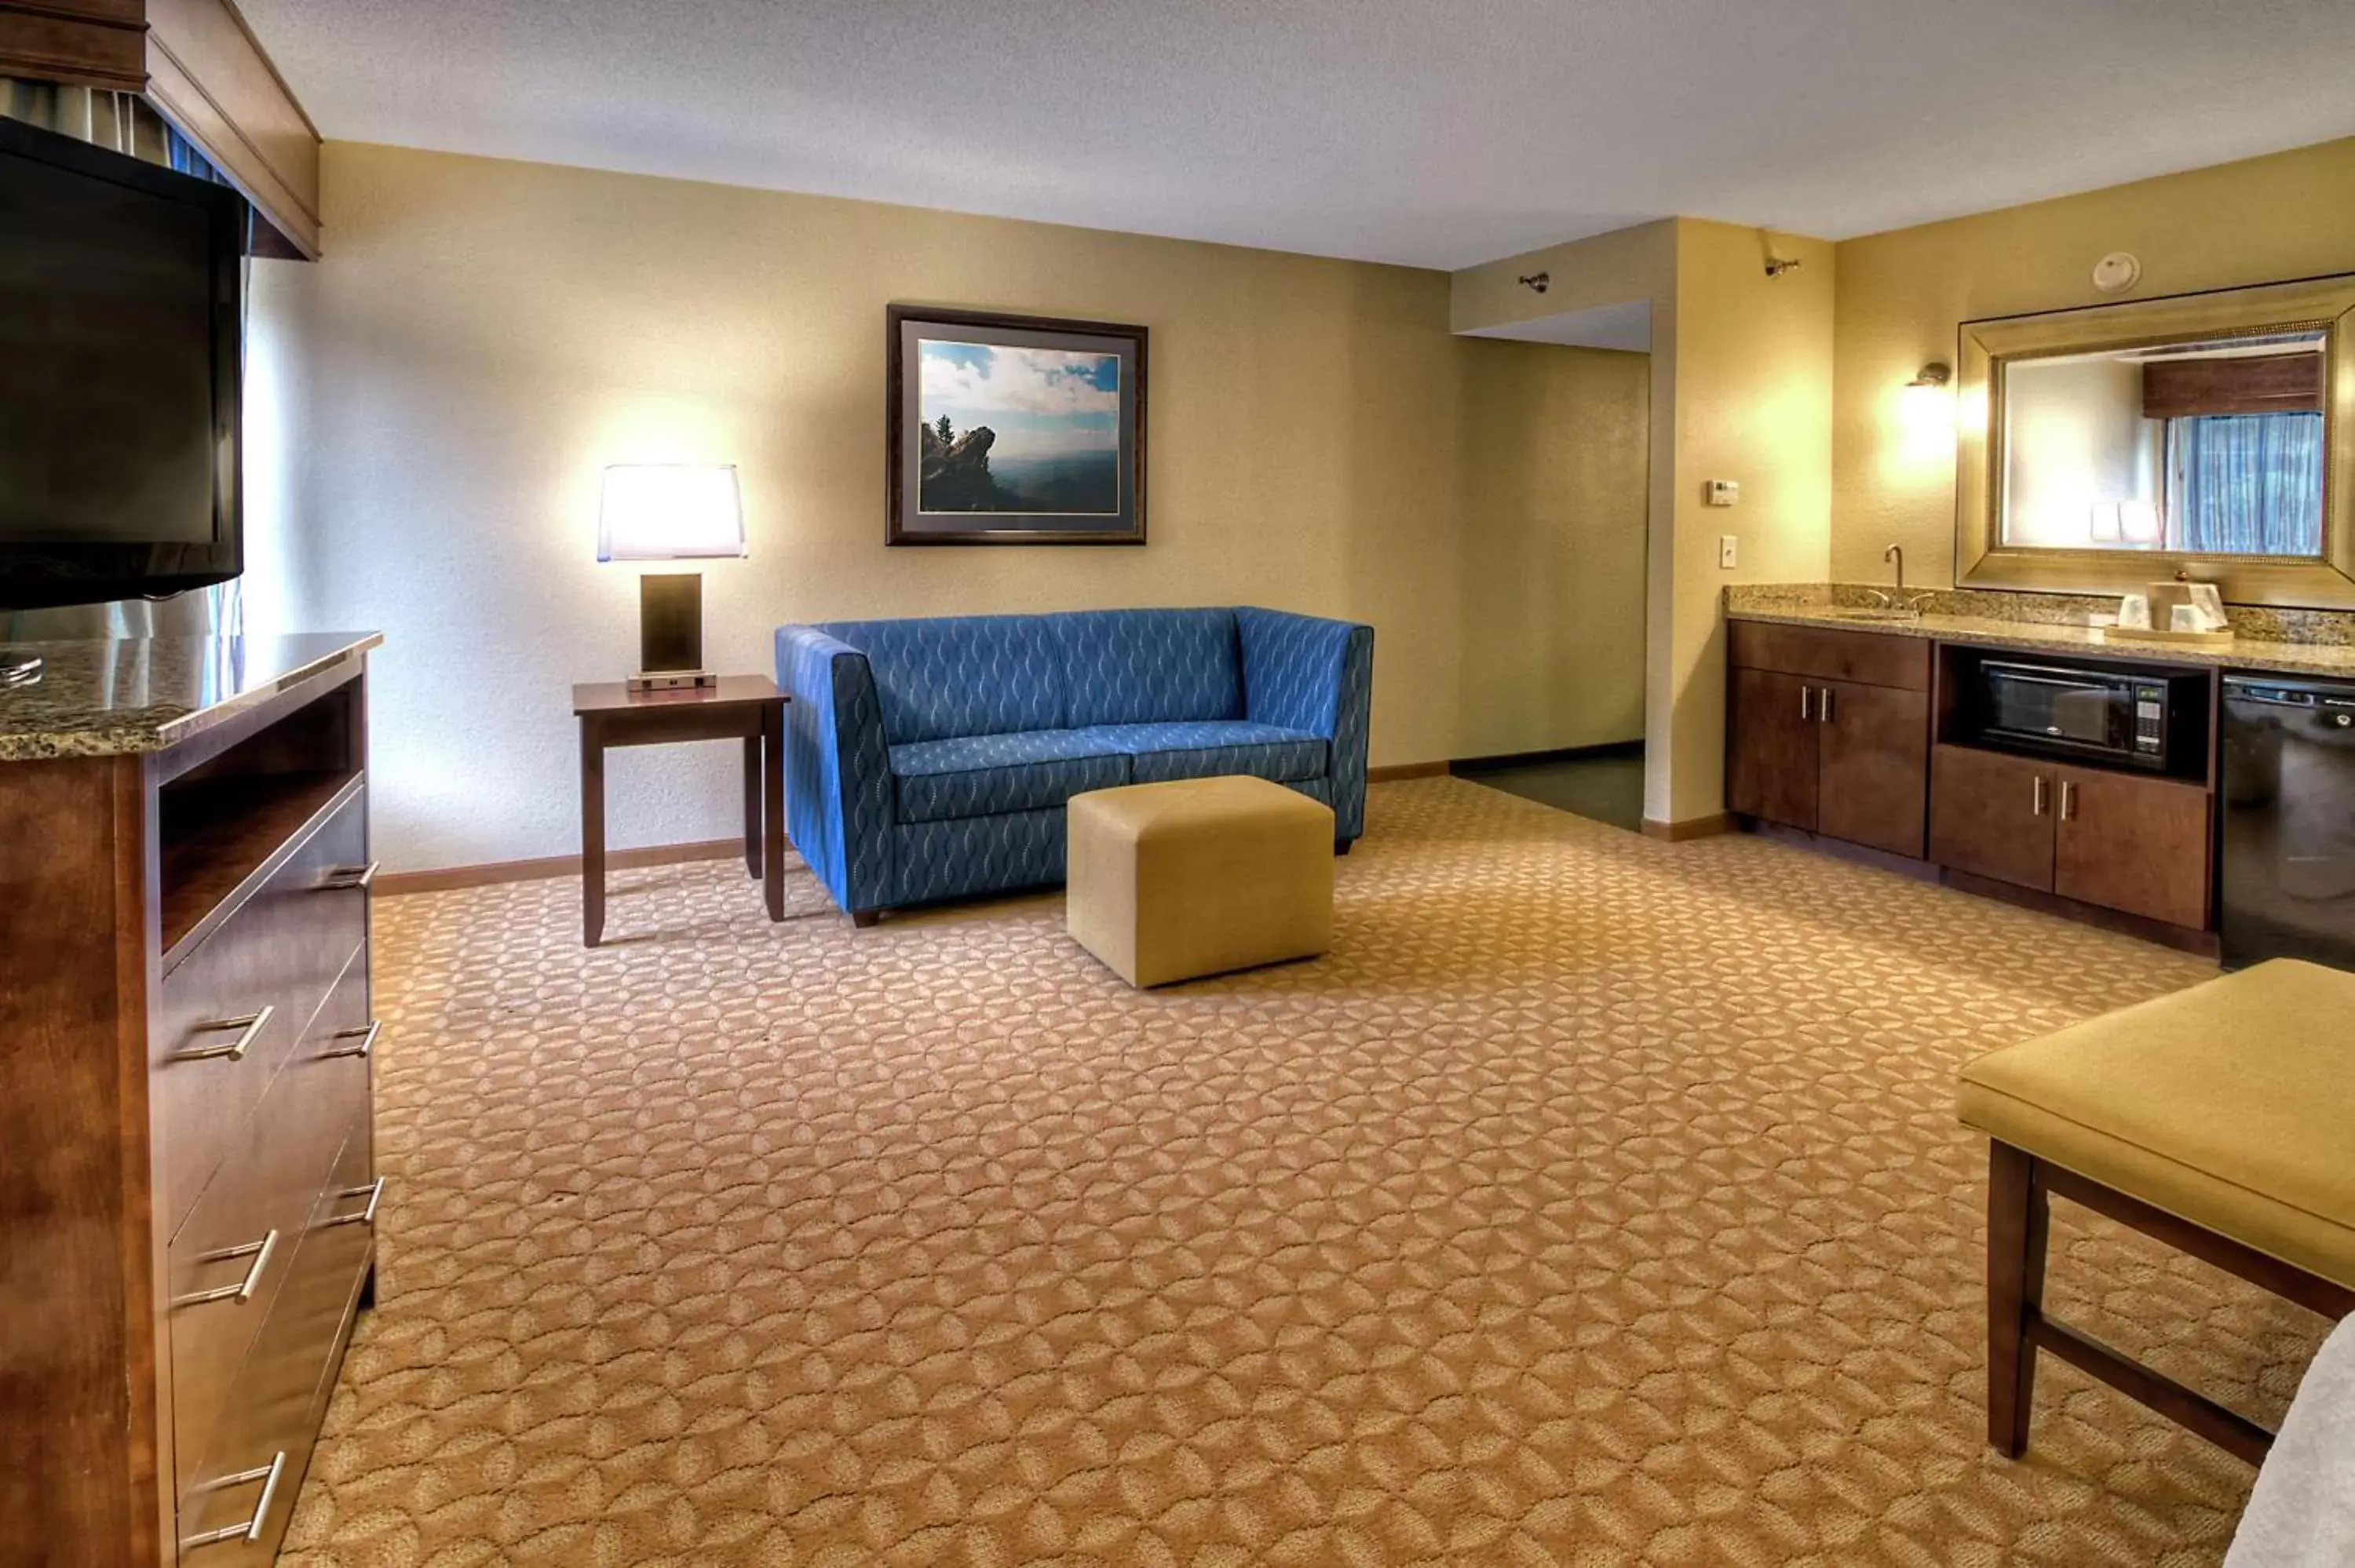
top-left (1955, 274), bottom-right (2355, 607)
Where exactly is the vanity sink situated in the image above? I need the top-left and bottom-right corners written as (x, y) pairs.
top-left (1829, 607), bottom-right (1922, 623)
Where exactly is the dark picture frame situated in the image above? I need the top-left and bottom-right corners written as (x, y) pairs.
top-left (886, 304), bottom-right (1148, 545)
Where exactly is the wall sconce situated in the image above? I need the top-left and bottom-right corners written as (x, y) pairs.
top-left (1897, 362), bottom-right (1956, 465)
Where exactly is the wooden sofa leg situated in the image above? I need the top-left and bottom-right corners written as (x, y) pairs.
top-left (1987, 1140), bottom-right (2049, 1458)
top-left (851, 910), bottom-right (881, 929)
top-left (1335, 839), bottom-right (1354, 856)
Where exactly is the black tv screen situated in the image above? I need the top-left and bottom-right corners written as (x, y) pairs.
top-left (0, 115), bottom-right (246, 611)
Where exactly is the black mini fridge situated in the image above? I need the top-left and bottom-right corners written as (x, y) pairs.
top-left (2221, 674), bottom-right (2355, 972)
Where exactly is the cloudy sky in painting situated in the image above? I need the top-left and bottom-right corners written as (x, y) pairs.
top-left (919, 341), bottom-right (1119, 459)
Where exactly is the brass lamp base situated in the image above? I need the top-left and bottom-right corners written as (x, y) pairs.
top-left (631, 571), bottom-right (710, 691)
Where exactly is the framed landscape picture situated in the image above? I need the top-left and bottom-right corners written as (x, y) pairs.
top-left (886, 305), bottom-right (1147, 545)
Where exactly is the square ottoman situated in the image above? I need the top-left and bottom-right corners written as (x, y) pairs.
top-left (1067, 775), bottom-right (1334, 986)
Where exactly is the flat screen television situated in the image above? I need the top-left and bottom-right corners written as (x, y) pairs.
top-left (0, 114), bottom-right (246, 612)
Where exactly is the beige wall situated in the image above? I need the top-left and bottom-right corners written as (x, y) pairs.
top-left (1450, 217), bottom-right (1833, 826)
top-left (1455, 341), bottom-right (1649, 755)
top-left (1834, 134), bottom-right (2355, 584)
top-left (1656, 220), bottom-right (1836, 823)
top-left (287, 143), bottom-right (1492, 870)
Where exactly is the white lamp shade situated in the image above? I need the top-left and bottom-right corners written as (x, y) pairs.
top-left (597, 465), bottom-right (747, 561)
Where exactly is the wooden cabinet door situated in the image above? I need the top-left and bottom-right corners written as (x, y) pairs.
top-left (2054, 767), bottom-right (2214, 928)
top-left (1929, 744), bottom-right (2056, 892)
top-left (1815, 680), bottom-right (1930, 857)
top-left (1729, 668), bottom-right (1819, 831)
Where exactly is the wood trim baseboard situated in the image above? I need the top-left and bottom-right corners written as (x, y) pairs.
top-left (376, 837), bottom-right (743, 897)
top-left (1641, 813), bottom-right (1732, 842)
top-left (1368, 762), bottom-right (1450, 782)
top-left (1451, 738), bottom-right (1643, 773)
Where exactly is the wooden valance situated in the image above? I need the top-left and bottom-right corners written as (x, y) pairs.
top-left (0, 0), bottom-right (319, 257)
top-left (2141, 352), bottom-right (2324, 421)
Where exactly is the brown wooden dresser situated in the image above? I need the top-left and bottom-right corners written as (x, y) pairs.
top-left (0, 633), bottom-right (382, 1566)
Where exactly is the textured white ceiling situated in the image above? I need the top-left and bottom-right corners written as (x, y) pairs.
top-left (236, 0), bottom-right (2355, 271)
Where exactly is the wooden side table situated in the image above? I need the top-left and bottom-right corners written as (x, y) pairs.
top-left (572, 675), bottom-right (787, 946)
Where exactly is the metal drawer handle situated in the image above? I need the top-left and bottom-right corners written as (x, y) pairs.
top-left (181, 1451), bottom-right (287, 1550)
top-left (319, 860), bottom-right (380, 892)
top-left (2059, 780), bottom-right (2078, 822)
top-left (2032, 776), bottom-right (2048, 817)
top-left (173, 1005), bottom-right (274, 1064)
top-left (173, 1229), bottom-right (278, 1308)
top-left (1798, 684), bottom-right (1813, 721)
top-left (1818, 686), bottom-right (1836, 724)
top-left (323, 1176), bottom-right (386, 1230)
top-left (318, 1019), bottom-right (381, 1060)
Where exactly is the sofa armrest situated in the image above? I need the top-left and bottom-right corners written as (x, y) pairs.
top-left (776, 625), bottom-right (894, 913)
top-left (1236, 607), bottom-right (1374, 841)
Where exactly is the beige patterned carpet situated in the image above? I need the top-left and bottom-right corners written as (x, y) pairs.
top-left (282, 778), bottom-right (2330, 1567)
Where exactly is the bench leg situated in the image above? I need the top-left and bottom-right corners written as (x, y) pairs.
top-left (1987, 1140), bottom-right (2048, 1458)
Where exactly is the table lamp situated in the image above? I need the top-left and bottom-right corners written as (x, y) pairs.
top-left (598, 464), bottom-right (746, 691)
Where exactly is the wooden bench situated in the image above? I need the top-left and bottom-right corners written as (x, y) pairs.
top-left (1957, 960), bottom-right (2355, 1462)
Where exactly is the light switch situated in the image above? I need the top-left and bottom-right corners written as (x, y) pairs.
top-left (1718, 534), bottom-right (1739, 570)
top-left (1705, 479), bottom-right (1740, 507)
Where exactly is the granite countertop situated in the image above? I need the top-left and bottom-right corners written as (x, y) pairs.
top-left (0, 633), bottom-right (383, 760)
top-left (1725, 586), bottom-right (2355, 680)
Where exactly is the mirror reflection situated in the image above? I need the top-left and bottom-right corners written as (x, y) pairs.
top-left (1999, 330), bottom-right (2326, 557)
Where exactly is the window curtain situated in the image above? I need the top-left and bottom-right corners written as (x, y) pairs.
top-left (2172, 412), bottom-right (2326, 556)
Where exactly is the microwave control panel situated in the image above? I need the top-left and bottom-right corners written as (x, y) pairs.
top-left (2134, 685), bottom-right (2166, 755)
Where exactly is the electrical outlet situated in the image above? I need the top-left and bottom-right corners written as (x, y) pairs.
top-left (1718, 534), bottom-right (1739, 570)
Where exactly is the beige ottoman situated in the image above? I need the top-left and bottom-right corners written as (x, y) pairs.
top-left (1067, 775), bottom-right (1335, 986)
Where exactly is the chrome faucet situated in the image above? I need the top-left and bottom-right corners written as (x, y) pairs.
top-left (1884, 543), bottom-right (1905, 596)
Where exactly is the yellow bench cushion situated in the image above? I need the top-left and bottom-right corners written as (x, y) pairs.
top-left (1067, 775), bottom-right (1334, 987)
top-left (1957, 959), bottom-right (2355, 1291)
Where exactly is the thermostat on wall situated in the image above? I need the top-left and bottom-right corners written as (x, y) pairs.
top-left (1705, 480), bottom-right (1740, 507)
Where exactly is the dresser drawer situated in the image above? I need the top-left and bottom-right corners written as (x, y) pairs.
top-left (170, 966), bottom-right (374, 1509)
top-left (173, 1110), bottom-right (375, 1567)
top-left (155, 783), bottom-right (370, 1236)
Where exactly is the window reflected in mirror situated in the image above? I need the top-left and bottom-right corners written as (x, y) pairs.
top-left (1999, 330), bottom-right (2326, 558)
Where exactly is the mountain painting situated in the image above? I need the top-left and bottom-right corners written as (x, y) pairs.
top-left (917, 341), bottom-right (1122, 514)
top-left (889, 308), bottom-right (1146, 545)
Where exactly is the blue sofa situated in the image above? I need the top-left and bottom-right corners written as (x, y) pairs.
top-left (777, 607), bottom-right (1373, 923)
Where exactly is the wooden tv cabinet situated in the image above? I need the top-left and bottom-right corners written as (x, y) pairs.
top-left (0, 633), bottom-right (382, 1566)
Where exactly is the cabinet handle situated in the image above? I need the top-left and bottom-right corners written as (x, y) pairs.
top-left (1818, 686), bottom-right (1836, 724)
top-left (173, 1229), bottom-right (278, 1308)
top-left (318, 1019), bottom-right (381, 1060)
top-left (181, 1452), bottom-right (287, 1550)
top-left (322, 1176), bottom-right (386, 1230)
top-left (2059, 780), bottom-right (2077, 822)
top-left (1798, 684), bottom-right (1813, 720)
top-left (319, 860), bottom-right (380, 892)
top-left (173, 1005), bottom-right (274, 1064)
top-left (2032, 776), bottom-right (2048, 817)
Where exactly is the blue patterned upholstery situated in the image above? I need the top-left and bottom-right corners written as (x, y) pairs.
top-left (1081, 720), bottom-right (1327, 785)
top-left (1240, 607), bottom-right (1375, 841)
top-left (777, 625), bottom-right (896, 914)
top-left (1057, 609), bottom-right (1243, 727)
top-left (778, 607), bottom-right (1372, 917)
top-left (890, 731), bottom-right (1130, 823)
top-left (815, 614), bottom-right (1067, 743)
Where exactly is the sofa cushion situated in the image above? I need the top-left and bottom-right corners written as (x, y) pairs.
top-left (820, 615), bottom-right (1067, 745)
top-left (1080, 720), bottom-right (1327, 786)
top-left (1055, 609), bottom-right (1242, 728)
top-left (889, 730), bottom-right (1130, 824)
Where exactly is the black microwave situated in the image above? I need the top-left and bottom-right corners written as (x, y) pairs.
top-left (1968, 660), bottom-right (2209, 775)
